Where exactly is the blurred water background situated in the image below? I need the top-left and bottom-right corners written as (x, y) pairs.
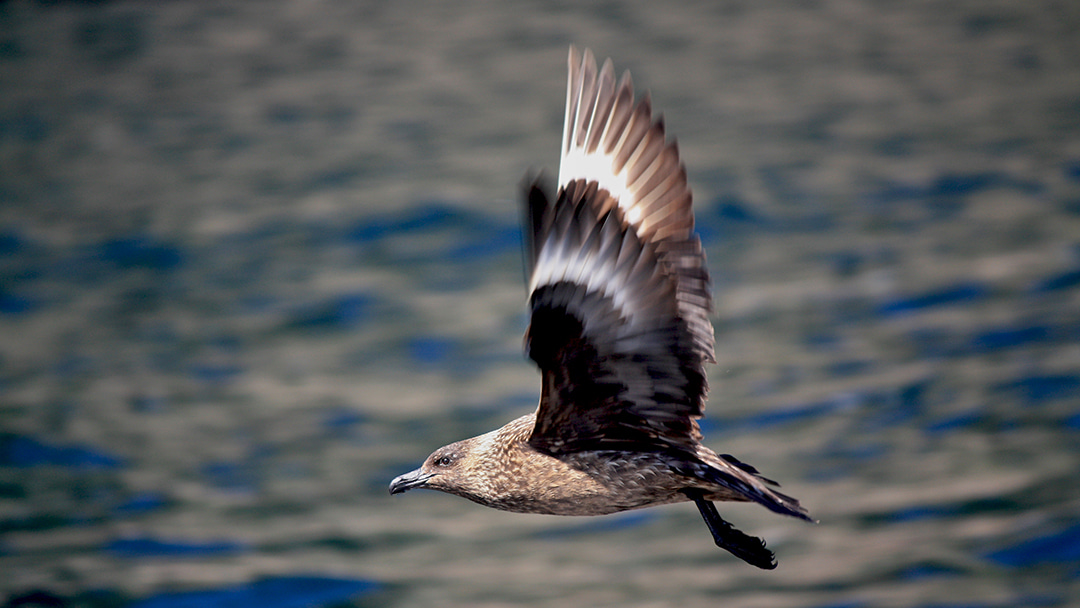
top-left (2, 1), bottom-right (1080, 607)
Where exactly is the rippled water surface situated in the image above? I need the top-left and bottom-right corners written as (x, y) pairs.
top-left (2, 2), bottom-right (1080, 607)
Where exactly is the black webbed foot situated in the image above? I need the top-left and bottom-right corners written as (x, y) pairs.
top-left (683, 488), bottom-right (777, 570)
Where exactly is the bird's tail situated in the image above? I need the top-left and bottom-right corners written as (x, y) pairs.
top-left (682, 451), bottom-right (814, 522)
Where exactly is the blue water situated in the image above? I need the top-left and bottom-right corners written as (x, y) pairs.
top-left (2, 2), bottom-right (1080, 607)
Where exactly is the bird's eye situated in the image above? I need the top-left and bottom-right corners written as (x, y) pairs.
top-left (435, 455), bottom-right (455, 467)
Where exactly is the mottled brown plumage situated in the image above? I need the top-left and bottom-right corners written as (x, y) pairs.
top-left (390, 47), bottom-right (812, 569)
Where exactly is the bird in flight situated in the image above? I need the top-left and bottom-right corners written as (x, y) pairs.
top-left (390, 46), bottom-right (812, 569)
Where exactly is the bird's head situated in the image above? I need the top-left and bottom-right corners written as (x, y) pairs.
top-left (388, 440), bottom-right (471, 496)
top-left (388, 415), bottom-right (535, 507)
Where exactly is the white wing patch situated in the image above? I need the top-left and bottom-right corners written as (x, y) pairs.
top-left (556, 47), bottom-right (693, 243)
top-left (526, 47), bottom-right (715, 367)
top-left (527, 191), bottom-right (668, 335)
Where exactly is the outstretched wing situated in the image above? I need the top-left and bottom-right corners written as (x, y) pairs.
top-left (524, 47), bottom-right (713, 457)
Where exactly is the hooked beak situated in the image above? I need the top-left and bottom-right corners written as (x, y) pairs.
top-left (389, 467), bottom-right (435, 495)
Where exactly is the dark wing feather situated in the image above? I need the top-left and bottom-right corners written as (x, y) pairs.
top-left (523, 47), bottom-right (715, 457)
top-left (557, 46), bottom-right (713, 364)
top-left (525, 180), bottom-right (707, 455)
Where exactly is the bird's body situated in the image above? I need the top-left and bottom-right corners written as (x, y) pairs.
top-left (399, 412), bottom-right (760, 517)
top-left (390, 47), bottom-right (811, 569)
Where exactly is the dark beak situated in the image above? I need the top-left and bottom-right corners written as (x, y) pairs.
top-left (389, 467), bottom-right (434, 495)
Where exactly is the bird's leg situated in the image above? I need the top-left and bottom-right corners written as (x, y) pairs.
top-left (682, 488), bottom-right (777, 570)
